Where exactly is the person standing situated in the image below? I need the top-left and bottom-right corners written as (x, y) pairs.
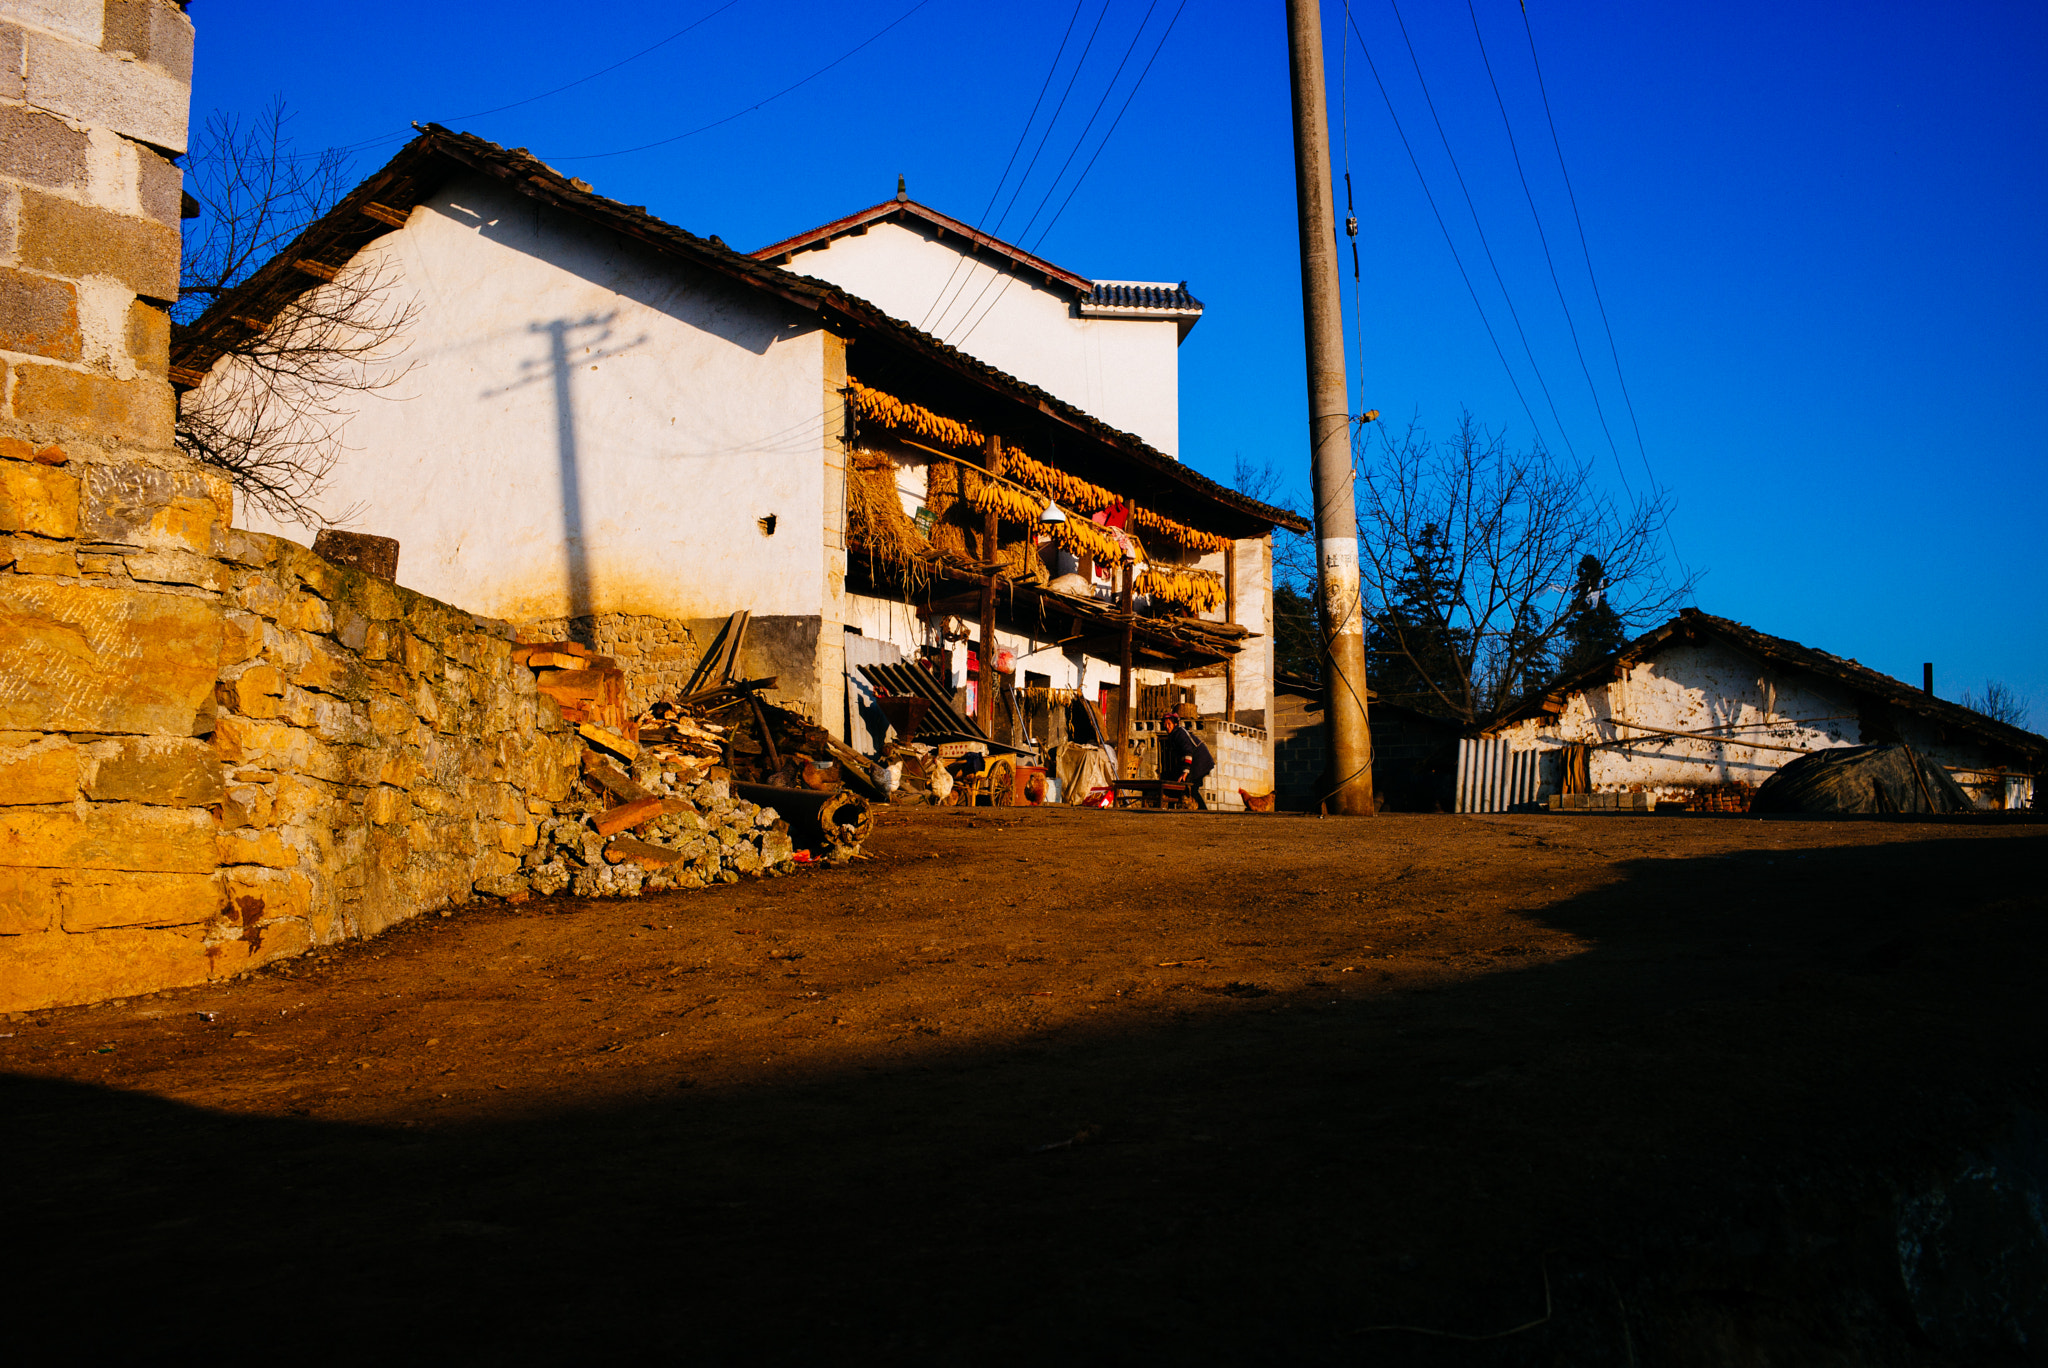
top-left (1159, 703), bottom-right (1214, 810)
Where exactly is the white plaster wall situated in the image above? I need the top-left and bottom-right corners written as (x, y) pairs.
top-left (782, 221), bottom-right (1183, 456)
top-left (1486, 639), bottom-right (2018, 806)
top-left (226, 173), bottom-right (830, 625)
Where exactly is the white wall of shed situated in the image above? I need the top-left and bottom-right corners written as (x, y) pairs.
top-left (225, 172), bottom-right (833, 626)
top-left (780, 220), bottom-right (1183, 457)
top-left (1484, 639), bottom-right (2020, 807)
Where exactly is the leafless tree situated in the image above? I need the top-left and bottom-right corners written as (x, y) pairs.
top-left (1354, 411), bottom-right (1697, 723)
top-left (174, 100), bottom-right (416, 525)
top-left (1959, 679), bottom-right (2032, 730)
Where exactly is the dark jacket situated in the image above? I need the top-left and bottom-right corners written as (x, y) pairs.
top-left (1160, 723), bottom-right (1213, 786)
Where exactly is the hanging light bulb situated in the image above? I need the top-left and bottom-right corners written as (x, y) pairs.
top-left (1039, 499), bottom-right (1068, 525)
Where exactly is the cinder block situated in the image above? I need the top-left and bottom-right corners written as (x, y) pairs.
top-left (102, 0), bottom-right (196, 85)
top-left (15, 186), bottom-right (180, 298)
top-left (125, 297), bottom-right (167, 370)
top-left (0, 24), bottom-right (25, 100)
top-left (0, 102), bottom-right (90, 191)
top-left (22, 27), bottom-right (190, 153)
top-left (0, 266), bottom-right (81, 360)
top-left (10, 363), bottom-right (174, 446)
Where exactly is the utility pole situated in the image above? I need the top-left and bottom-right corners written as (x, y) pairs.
top-left (1285, 0), bottom-right (1374, 815)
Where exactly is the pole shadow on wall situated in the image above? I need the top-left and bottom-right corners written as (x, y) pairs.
top-left (487, 312), bottom-right (645, 636)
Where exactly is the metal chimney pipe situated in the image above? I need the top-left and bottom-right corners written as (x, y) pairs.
top-left (1923, 662), bottom-right (1934, 696)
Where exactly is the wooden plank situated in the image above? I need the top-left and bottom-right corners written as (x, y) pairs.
top-left (604, 835), bottom-right (681, 868)
top-left (581, 752), bottom-right (651, 803)
top-left (578, 722), bottom-right (639, 761)
top-left (594, 797), bottom-right (665, 836)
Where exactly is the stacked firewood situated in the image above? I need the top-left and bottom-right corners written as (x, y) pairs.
top-left (509, 640), bottom-right (879, 901)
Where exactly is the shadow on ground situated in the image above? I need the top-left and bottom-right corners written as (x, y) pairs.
top-left (8, 830), bottom-right (2047, 1364)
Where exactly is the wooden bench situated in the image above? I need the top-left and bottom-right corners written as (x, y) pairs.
top-left (1109, 778), bottom-right (1190, 810)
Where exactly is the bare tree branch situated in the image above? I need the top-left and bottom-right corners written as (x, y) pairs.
top-left (1354, 411), bottom-right (1698, 723)
top-left (175, 100), bottom-right (415, 526)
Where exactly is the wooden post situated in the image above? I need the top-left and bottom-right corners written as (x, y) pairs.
top-left (977, 435), bottom-right (1001, 737)
top-left (1223, 540), bottom-right (1237, 727)
top-left (1116, 558), bottom-right (1135, 778)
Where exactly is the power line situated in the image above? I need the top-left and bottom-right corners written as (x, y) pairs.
top-left (1382, 0), bottom-right (1578, 460)
top-left (920, 0), bottom-right (1106, 334)
top-left (553, 0), bottom-right (938, 161)
top-left (1518, 3), bottom-right (1656, 489)
top-left (950, 0), bottom-right (1185, 349)
top-left (1464, 0), bottom-right (1631, 492)
top-left (941, 0), bottom-right (1163, 345)
top-left (1344, 8), bottom-right (1546, 448)
top-left (271, 0), bottom-right (754, 161)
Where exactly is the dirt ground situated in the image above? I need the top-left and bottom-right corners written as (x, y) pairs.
top-left (7, 807), bottom-right (2045, 1363)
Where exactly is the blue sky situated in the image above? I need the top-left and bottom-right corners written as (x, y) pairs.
top-left (187, 0), bottom-right (2047, 723)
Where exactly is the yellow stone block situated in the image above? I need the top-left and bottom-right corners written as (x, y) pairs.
top-left (364, 785), bottom-right (409, 825)
top-left (228, 672), bottom-right (284, 719)
top-left (4, 867), bottom-right (225, 931)
top-left (0, 461), bottom-right (79, 537)
top-left (219, 610), bottom-right (264, 667)
top-left (216, 825), bottom-right (302, 868)
top-left (0, 923), bottom-right (214, 1014)
top-left (0, 736), bottom-right (81, 805)
top-left (223, 864), bottom-right (314, 920)
top-left (83, 736), bottom-right (224, 805)
top-left (0, 804), bottom-right (217, 871)
top-left (147, 496), bottom-right (220, 556)
top-left (0, 581), bottom-right (222, 735)
top-left (11, 539), bottom-right (77, 575)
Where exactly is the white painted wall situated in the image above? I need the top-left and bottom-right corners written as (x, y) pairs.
top-left (781, 220), bottom-right (1184, 456)
top-left (1484, 638), bottom-right (2025, 807)
top-left (223, 173), bottom-right (832, 626)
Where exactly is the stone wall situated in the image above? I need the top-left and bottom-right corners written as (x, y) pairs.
top-left (0, 2), bottom-right (602, 1014)
top-left (519, 612), bottom-right (701, 715)
top-left (3, 524), bottom-right (584, 1013)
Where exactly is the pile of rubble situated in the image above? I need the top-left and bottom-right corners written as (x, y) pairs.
top-left (508, 634), bottom-right (877, 901)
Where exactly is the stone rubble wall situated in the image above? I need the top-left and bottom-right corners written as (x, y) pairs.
top-left (3, 512), bottom-right (586, 1013)
top-left (518, 611), bottom-right (701, 715)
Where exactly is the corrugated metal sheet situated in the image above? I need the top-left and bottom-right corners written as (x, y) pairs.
top-left (1455, 738), bottom-right (1541, 813)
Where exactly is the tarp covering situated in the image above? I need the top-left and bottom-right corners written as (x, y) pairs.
top-left (1752, 743), bottom-right (1975, 815)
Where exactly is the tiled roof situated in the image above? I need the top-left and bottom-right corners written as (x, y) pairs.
top-left (750, 198), bottom-right (1096, 296)
top-left (1488, 608), bottom-right (2048, 761)
top-left (1081, 280), bottom-right (1203, 313)
top-left (169, 126), bottom-right (1304, 538)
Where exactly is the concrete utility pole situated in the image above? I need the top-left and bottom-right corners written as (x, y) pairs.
top-left (1285, 0), bottom-right (1375, 815)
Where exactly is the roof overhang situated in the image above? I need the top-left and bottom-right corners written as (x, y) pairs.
top-left (171, 128), bottom-right (1304, 541)
top-left (750, 198), bottom-right (1095, 297)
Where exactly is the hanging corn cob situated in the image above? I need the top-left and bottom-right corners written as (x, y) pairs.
top-left (848, 380), bottom-right (1234, 557)
top-left (1139, 566), bottom-right (1227, 615)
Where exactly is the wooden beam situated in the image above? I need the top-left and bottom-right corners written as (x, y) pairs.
top-left (977, 434), bottom-right (1002, 739)
top-left (1223, 541), bottom-right (1237, 725)
top-left (360, 202), bottom-right (410, 228)
top-left (293, 260), bottom-right (339, 282)
top-left (1116, 559), bottom-right (1135, 780)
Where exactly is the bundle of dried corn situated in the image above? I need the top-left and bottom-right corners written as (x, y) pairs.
top-left (846, 450), bottom-right (936, 590)
top-left (1139, 565), bottom-right (1226, 615)
top-left (849, 380), bottom-right (1233, 557)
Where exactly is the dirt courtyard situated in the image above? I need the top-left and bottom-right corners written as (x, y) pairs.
top-left (7, 807), bottom-right (2045, 1363)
